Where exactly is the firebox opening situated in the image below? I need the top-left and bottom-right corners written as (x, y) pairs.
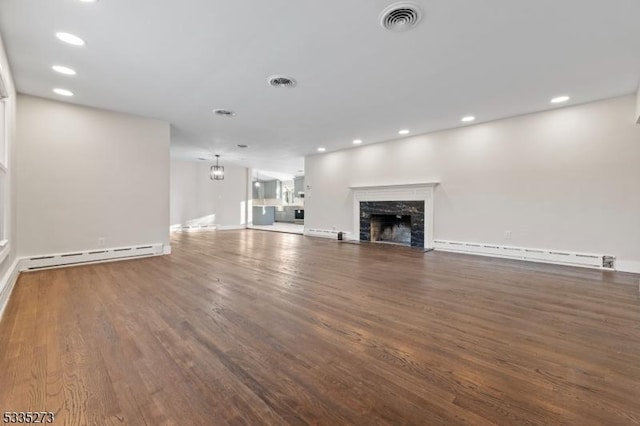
top-left (370, 214), bottom-right (411, 246)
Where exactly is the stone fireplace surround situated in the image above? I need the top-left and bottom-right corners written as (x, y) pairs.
top-left (350, 183), bottom-right (438, 249)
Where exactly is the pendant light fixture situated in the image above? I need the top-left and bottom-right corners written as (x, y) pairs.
top-left (210, 155), bottom-right (224, 180)
top-left (254, 170), bottom-right (261, 188)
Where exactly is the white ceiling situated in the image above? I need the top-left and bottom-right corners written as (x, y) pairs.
top-left (1, 0), bottom-right (639, 174)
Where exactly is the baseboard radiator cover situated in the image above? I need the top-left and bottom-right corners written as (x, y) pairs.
top-left (433, 240), bottom-right (615, 270)
top-left (22, 243), bottom-right (164, 271)
top-left (305, 228), bottom-right (353, 239)
top-left (171, 224), bottom-right (247, 232)
top-left (171, 224), bottom-right (217, 231)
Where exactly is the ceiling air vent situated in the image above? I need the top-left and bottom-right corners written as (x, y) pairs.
top-left (213, 109), bottom-right (236, 117)
top-left (268, 75), bottom-right (297, 88)
top-left (380, 2), bottom-right (422, 32)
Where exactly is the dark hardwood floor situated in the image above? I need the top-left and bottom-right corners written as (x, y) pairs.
top-left (1, 230), bottom-right (640, 425)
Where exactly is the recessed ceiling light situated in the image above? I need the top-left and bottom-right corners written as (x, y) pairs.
top-left (237, 144), bottom-right (248, 148)
top-left (317, 147), bottom-right (326, 152)
top-left (398, 129), bottom-right (410, 135)
top-left (353, 139), bottom-right (363, 145)
top-left (297, 170), bottom-right (303, 173)
top-left (52, 65), bottom-right (77, 75)
top-left (268, 75), bottom-right (297, 88)
top-left (213, 109), bottom-right (236, 117)
top-left (55, 32), bottom-right (85, 46)
top-left (551, 95), bottom-right (570, 104)
top-left (461, 116), bottom-right (476, 122)
top-left (53, 88), bottom-right (74, 97)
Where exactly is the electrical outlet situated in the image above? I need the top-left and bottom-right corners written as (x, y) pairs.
top-left (98, 237), bottom-right (105, 247)
top-left (504, 230), bottom-right (512, 240)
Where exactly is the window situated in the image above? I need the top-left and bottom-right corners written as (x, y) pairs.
top-left (0, 81), bottom-right (8, 263)
top-left (0, 72), bottom-right (6, 167)
top-left (0, 171), bottom-right (5, 253)
top-left (0, 99), bottom-right (5, 166)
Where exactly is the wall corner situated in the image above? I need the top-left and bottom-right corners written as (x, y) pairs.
top-left (635, 83), bottom-right (640, 124)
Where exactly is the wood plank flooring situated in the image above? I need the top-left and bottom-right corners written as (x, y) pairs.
top-left (1, 229), bottom-right (640, 425)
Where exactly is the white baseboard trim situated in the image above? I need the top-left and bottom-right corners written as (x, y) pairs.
top-left (615, 260), bottom-right (640, 274)
top-left (0, 258), bottom-right (22, 322)
top-left (216, 224), bottom-right (247, 231)
top-left (21, 243), bottom-right (165, 271)
top-left (433, 239), bottom-right (627, 271)
top-left (163, 244), bottom-right (172, 255)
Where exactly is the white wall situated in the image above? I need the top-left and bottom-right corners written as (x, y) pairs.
top-left (170, 160), bottom-right (248, 229)
top-left (16, 95), bottom-right (170, 256)
top-left (305, 95), bottom-right (640, 271)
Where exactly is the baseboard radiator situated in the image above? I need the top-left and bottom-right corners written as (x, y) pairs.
top-left (305, 228), bottom-right (352, 239)
top-left (434, 240), bottom-right (614, 270)
top-left (171, 224), bottom-right (217, 231)
top-left (23, 243), bottom-right (164, 271)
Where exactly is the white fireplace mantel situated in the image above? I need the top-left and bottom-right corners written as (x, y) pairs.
top-left (351, 182), bottom-right (438, 249)
top-left (349, 182), bottom-right (438, 190)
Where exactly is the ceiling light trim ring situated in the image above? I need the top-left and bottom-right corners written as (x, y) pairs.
top-left (53, 88), bottom-right (74, 97)
top-left (55, 32), bottom-right (86, 46)
top-left (52, 65), bottom-right (77, 75)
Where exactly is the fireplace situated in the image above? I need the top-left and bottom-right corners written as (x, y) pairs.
top-left (370, 214), bottom-right (411, 245)
top-left (351, 183), bottom-right (437, 249)
top-left (359, 201), bottom-right (425, 248)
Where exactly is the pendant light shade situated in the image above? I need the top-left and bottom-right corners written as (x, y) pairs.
top-left (210, 154), bottom-right (224, 180)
